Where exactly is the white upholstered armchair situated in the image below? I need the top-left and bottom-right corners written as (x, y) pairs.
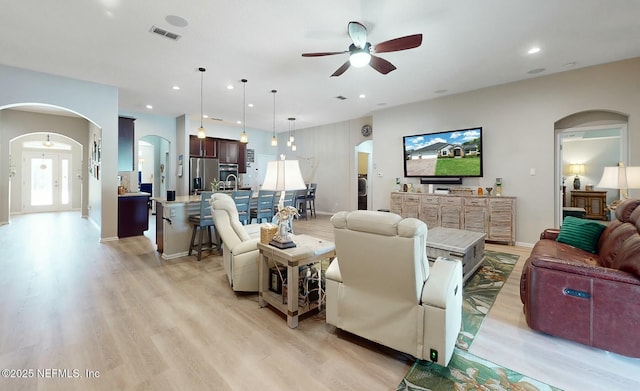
top-left (326, 210), bottom-right (463, 366)
top-left (210, 193), bottom-right (261, 292)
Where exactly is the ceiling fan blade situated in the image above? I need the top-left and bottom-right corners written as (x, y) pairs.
top-left (373, 34), bottom-right (423, 53)
top-left (348, 21), bottom-right (368, 49)
top-left (331, 61), bottom-right (351, 77)
top-left (369, 55), bottom-right (396, 75)
top-left (302, 50), bottom-right (348, 57)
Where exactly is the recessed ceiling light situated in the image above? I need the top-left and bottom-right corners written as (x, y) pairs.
top-left (248, 103), bottom-right (254, 108)
top-left (359, 94), bottom-right (366, 99)
top-left (165, 15), bottom-right (188, 28)
top-left (237, 120), bottom-right (242, 124)
top-left (203, 114), bottom-right (209, 119)
top-left (172, 85), bottom-right (180, 90)
top-left (145, 104), bottom-right (153, 109)
top-left (227, 85), bottom-right (234, 90)
top-left (528, 46), bottom-right (541, 55)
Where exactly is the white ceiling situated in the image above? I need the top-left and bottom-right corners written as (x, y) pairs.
top-left (2, 0), bottom-right (640, 132)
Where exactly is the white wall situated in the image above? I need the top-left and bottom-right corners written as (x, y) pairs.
top-left (373, 58), bottom-right (640, 245)
top-left (275, 117), bottom-right (372, 213)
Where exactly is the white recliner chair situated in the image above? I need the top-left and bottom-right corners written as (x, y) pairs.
top-left (210, 193), bottom-right (261, 292)
top-left (326, 210), bottom-right (463, 366)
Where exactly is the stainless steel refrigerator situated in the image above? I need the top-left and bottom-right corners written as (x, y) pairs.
top-left (189, 157), bottom-right (219, 194)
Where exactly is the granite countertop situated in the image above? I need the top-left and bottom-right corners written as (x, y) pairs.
top-left (118, 192), bottom-right (151, 197)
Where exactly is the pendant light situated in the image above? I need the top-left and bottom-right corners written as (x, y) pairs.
top-left (287, 117), bottom-right (294, 149)
top-left (271, 89), bottom-right (278, 147)
top-left (43, 134), bottom-right (54, 148)
top-left (288, 118), bottom-right (295, 144)
top-left (291, 117), bottom-right (297, 151)
top-left (197, 67), bottom-right (206, 139)
top-left (239, 78), bottom-right (248, 143)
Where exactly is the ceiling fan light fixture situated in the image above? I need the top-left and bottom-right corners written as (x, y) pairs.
top-left (350, 50), bottom-right (371, 68)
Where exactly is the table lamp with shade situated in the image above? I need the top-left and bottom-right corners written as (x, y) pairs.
top-left (569, 164), bottom-right (585, 190)
top-left (261, 157), bottom-right (307, 248)
top-left (596, 162), bottom-right (640, 210)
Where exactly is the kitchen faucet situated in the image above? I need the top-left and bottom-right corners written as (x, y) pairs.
top-left (226, 174), bottom-right (238, 191)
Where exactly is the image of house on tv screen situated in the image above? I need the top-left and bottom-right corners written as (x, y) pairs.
top-left (403, 127), bottom-right (482, 177)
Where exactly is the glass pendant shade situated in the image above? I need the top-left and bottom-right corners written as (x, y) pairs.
top-left (350, 50), bottom-right (371, 68)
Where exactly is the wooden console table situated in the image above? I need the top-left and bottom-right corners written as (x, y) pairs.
top-left (258, 235), bottom-right (335, 328)
top-left (570, 190), bottom-right (607, 220)
top-left (390, 192), bottom-right (516, 245)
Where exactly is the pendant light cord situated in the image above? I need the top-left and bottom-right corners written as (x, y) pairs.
top-left (199, 68), bottom-right (205, 128)
top-left (272, 90), bottom-right (277, 137)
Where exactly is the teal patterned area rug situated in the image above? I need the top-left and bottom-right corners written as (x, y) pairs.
top-left (397, 250), bottom-right (562, 391)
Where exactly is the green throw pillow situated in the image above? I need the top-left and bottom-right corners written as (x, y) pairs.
top-left (556, 216), bottom-right (606, 254)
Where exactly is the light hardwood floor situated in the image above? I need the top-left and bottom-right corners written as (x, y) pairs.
top-left (0, 212), bottom-right (638, 390)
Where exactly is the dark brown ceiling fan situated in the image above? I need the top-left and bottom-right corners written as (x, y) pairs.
top-left (302, 21), bottom-right (422, 77)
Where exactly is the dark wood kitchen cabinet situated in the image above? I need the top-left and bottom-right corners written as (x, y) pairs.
top-left (218, 139), bottom-right (238, 163)
top-left (118, 116), bottom-right (135, 171)
top-left (118, 194), bottom-right (150, 238)
top-left (188, 136), bottom-right (246, 172)
top-left (189, 135), bottom-right (217, 157)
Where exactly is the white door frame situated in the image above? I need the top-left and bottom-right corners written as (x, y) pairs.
top-left (23, 151), bottom-right (73, 213)
top-left (555, 124), bottom-right (627, 226)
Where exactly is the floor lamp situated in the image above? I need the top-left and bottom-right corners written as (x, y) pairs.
top-left (261, 158), bottom-right (306, 248)
top-left (596, 163), bottom-right (640, 210)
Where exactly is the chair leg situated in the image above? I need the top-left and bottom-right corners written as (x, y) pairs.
top-left (188, 224), bottom-right (197, 256)
top-left (197, 226), bottom-right (205, 261)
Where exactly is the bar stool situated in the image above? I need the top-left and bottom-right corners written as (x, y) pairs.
top-left (188, 191), bottom-right (217, 261)
top-left (296, 186), bottom-right (309, 220)
top-left (306, 183), bottom-right (317, 218)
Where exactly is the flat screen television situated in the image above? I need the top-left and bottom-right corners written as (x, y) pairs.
top-left (403, 127), bottom-right (483, 183)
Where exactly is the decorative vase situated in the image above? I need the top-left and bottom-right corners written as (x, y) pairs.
top-left (573, 175), bottom-right (580, 190)
top-left (495, 178), bottom-right (503, 196)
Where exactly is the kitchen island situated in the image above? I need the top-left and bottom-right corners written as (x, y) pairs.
top-left (153, 195), bottom-right (204, 259)
top-left (153, 191), bottom-right (259, 259)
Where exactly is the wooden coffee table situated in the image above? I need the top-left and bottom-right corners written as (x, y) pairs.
top-left (426, 227), bottom-right (485, 282)
top-left (257, 234), bottom-right (335, 328)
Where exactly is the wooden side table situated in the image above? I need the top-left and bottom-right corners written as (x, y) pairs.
top-left (570, 190), bottom-right (607, 220)
top-left (258, 235), bottom-right (335, 328)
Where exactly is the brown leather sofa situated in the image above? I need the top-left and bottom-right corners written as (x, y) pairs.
top-left (520, 198), bottom-right (640, 357)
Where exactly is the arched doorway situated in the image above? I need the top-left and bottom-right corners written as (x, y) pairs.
top-left (555, 110), bottom-right (628, 226)
top-left (1, 104), bottom-right (96, 222)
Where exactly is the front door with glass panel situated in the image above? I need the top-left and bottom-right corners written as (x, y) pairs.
top-left (23, 152), bottom-right (72, 212)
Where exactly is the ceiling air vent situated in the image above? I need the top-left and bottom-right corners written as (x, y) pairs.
top-left (150, 25), bottom-right (181, 41)
top-left (335, 95), bottom-right (347, 100)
